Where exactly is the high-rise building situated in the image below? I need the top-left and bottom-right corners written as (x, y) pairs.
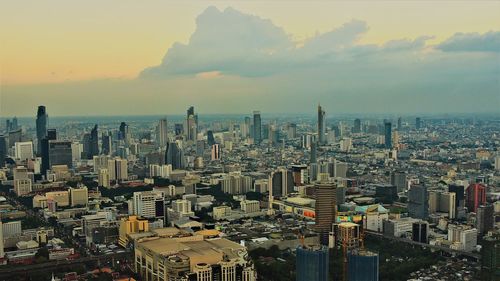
top-left (269, 168), bottom-right (294, 198)
top-left (0, 220), bottom-right (4, 258)
top-left (90, 124), bottom-right (99, 157)
top-left (348, 250), bottom-right (379, 281)
top-left (41, 129), bottom-right (57, 175)
top-left (14, 141), bottom-right (34, 160)
top-left (466, 183), bottom-right (486, 213)
top-left (118, 216), bottom-right (149, 247)
top-left (69, 186), bottom-right (88, 206)
top-left (101, 132), bottom-right (112, 155)
top-left (476, 204), bottom-right (494, 235)
top-left (310, 142), bottom-right (317, 163)
top-left (165, 141), bottom-right (185, 170)
top-left (13, 166), bottom-right (32, 196)
top-left (48, 140), bottom-right (73, 168)
top-left (384, 121), bottom-right (392, 149)
top-left (211, 144), bottom-right (221, 161)
top-left (353, 118), bottom-right (361, 134)
top-left (296, 245), bottom-right (329, 281)
top-left (98, 168), bottom-right (110, 187)
top-left (207, 130), bottom-right (215, 146)
top-left (412, 221), bottom-right (429, 243)
top-left (415, 117), bottom-right (421, 130)
top-left (318, 104), bottom-right (326, 145)
top-left (408, 185), bottom-right (428, 219)
top-left (131, 191), bottom-right (165, 221)
top-left (397, 117), bottom-right (402, 131)
top-left (119, 122), bottom-right (130, 144)
top-left (480, 235), bottom-right (499, 279)
top-left (253, 111), bottom-right (262, 145)
top-left (0, 135), bottom-right (6, 167)
top-left (315, 183), bottom-right (337, 245)
top-left (36, 105), bottom-right (48, 154)
top-left (449, 184), bottom-right (465, 217)
top-left (186, 106), bottom-right (197, 142)
top-left (156, 118), bottom-right (168, 147)
top-left (429, 191), bottom-right (457, 219)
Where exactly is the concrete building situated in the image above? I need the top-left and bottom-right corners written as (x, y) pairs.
top-left (131, 191), bottom-right (165, 221)
top-left (448, 224), bottom-right (478, 252)
top-left (315, 183), bottom-right (337, 246)
top-left (134, 235), bottom-right (256, 281)
top-left (14, 141), bottom-right (34, 160)
top-left (45, 191), bottom-right (70, 207)
top-left (213, 206), bottom-right (232, 220)
top-left (240, 200), bottom-right (260, 214)
top-left (69, 186), bottom-right (88, 206)
top-left (118, 216), bottom-right (149, 247)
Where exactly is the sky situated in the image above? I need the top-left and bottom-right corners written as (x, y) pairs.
top-left (0, 0), bottom-right (499, 116)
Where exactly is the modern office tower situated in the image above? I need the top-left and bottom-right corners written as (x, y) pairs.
top-left (397, 116), bottom-right (402, 131)
top-left (207, 130), bottom-right (215, 146)
top-left (375, 184), bottom-right (398, 203)
top-left (408, 185), bottom-right (429, 219)
top-left (165, 141), bottom-right (185, 170)
top-left (481, 235), bottom-right (499, 279)
top-left (119, 122), bottom-right (130, 144)
top-left (149, 164), bottom-right (172, 178)
top-left (348, 250), bottom-right (379, 281)
top-left (69, 186), bottom-right (88, 206)
top-left (310, 142), bottom-right (317, 163)
top-left (448, 225), bottom-right (478, 252)
top-left (269, 168), bottom-right (294, 198)
top-left (14, 141), bottom-right (33, 160)
top-left (134, 236), bottom-right (256, 281)
top-left (71, 142), bottom-right (82, 161)
top-left (287, 123), bottom-right (297, 139)
top-left (253, 111), bottom-right (262, 145)
top-left (131, 191), bottom-right (165, 221)
top-left (101, 132), bottom-right (112, 155)
top-left (384, 121), bottom-right (392, 149)
top-left (36, 105), bottom-right (48, 154)
top-left (317, 104), bottom-right (326, 145)
top-left (211, 144), bottom-right (221, 161)
top-left (466, 183), bottom-right (487, 213)
top-left (476, 204), bottom-right (494, 235)
top-left (186, 115), bottom-right (197, 141)
top-left (0, 135), bottom-right (6, 167)
top-left (48, 140), bottom-right (73, 168)
top-left (332, 222), bottom-right (361, 250)
top-left (412, 221), bottom-right (429, 243)
top-left (429, 191), bottom-right (457, 219)
top-left (118, 216), bottom-right (149, 247)
top-left (8, 129), bottom-right (22, 147)
top-left (296, 245), bottom-right (329, 281)
top-left (5, 119), bottom-right (11, 132)
top-left (195, 140), bottom-right (206, 156)
top-left (41, 129), bottom-right (57, 175)
top-left (268, 124), bottom-right (279, 146)
top-left (390, 171), bottom-right (406, 192)
top-left (315, 183), bottom-right (337, 245)
top-left (115, 158), bottom-right (128, 181)
top-left (449, 184), bottom-right (465, 217)
top-left (11, 117), bottom-right (18, 130)
top-left (98, 168), bottom-right (110, 187)
top-left (90, 124), bottom-right (99, 157)
top-left (415, 117), bottom-right (421, 129)
top-left (156, 118), bottom-right (168, 148)
top-left (353, 118), bottom-right (361, 134)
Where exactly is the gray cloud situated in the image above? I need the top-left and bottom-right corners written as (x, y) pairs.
top-left (437, 31), bottom-right (500, 52)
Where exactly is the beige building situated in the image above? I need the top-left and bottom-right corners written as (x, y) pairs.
top-left (45, 191), bottom-right (70, 207)
top-left (119, 216), bottom-right (149, 247)
top-left (240, 200), bottom-right (260, 214)
top-left (212, 206), bottom-right (232, 220)
top-left (69, 187), bottom-right (88, 206)
top-left (134, 234), bottom-right (256, 281)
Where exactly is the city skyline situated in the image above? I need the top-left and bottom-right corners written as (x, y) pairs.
top-left (1, 1), bottom-right (499, 116)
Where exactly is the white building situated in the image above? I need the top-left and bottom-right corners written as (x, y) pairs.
top-left (15, 142), bottom-right (34, 160)
top-left (241, 200), bottom-right (260, 214)
top-left (131, 191), bottom-right (165, 220)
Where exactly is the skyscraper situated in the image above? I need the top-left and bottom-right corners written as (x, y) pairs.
top-left (165, 142), bottom-right (185, 170)
top-left (157, 118), bottom-right (168, 147)
top-left (408, 185), bottom-right (429, 219)
top-left (384, 121), bottom-right (392, 149)
top-left (90, 124), bottom-right (99, 157)
top-left (466, 183), bottom-right (487, 213)
top-left (296, 245), bottom-right (329, 281)
top-left (476, 204), bottom-right (494, 235)
top-left (101, 132), bottom-right (112, 155)
top-left (211, 144), bottom-right (221, 161)
top-left (36, 105), bottom-right (48, 154)
top-left (310, 142), bottom-right (317, 164)
top-left (397, 116), bottom-right (402, 131)
top-left (41, 129), bottom-right (57, 175)
top-left (318, 104), bottom-right (326, 145)
top-left (207, 130), bottom-right (215, 146)
top-left (449, 184), bottom-right (465, 218)
top-left (269, 168), bottom-right (294, 198)
top-left (348, 250), bottom-right (379, 281)
top-left (186, 106), bottom-right (197, 141)
top-left (0, 135), bottom-right (6, 168)
top-left (415, 117), bottom-right (421, 130)
top-left (253, 111), bottom-right (261, 145)
top-left (48, 140), bottom-right (73, 168)
top-left (412, 221), bottom-right (429, 243)
top-left (315, 183), bottom-right (337, 245)
top-left (119, 122), bottom-right (129, 144)
top-left (353, 118), bottom-right (361, 134)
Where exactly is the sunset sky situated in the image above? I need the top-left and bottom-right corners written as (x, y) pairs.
top-left (1, 1), bottom-right (499, 116)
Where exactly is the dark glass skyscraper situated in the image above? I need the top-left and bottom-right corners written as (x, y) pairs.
top-left (165, 142), bottom-right (185, 169)
top-left (348, 250), bottom-right (379, 281)
top-left (36, 105), bottom-right (48, 154)
top-left (416, 117), bottom-right (421, 129)
top-left (41, 129), bottom-right (57, 175)
top-left (90, 124), bottom-right (99, 157)
top-left (296, 245), bottom-right (329, 281)
top-left (397, 116), bottom-right (402, 131)
top-left (207, 130), bottom-right (215, 146)
top-left (48, 140), bottom-right (73, 168)
top-left (408, 185), bottom-right (429, 219)
top-left (353, 118), bottom-right (361, 134)
top-left (253, 111), bottom-right (261, 145)
top-left (315, 183), bottom-right (337, 245)
top-left (0, 135), bottom-right (6, 168)
top-left (384, 121), bottom-right (392, 149)
top-left (102, 132), bottom-right (112, 155)
top-left (318, 104), bottom-right (326, 145)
